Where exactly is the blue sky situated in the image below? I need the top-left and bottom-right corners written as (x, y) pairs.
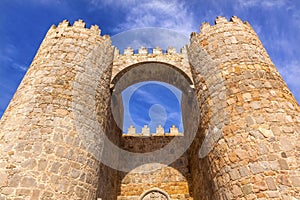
top-left (1, 0), bottom-right (300, 125)
top-left (122, 81), bottom-right (183, 133)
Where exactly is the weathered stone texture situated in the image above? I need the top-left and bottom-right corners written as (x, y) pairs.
top-left (0, 19), bottom-right (114, 199)
top-left (0, 16), bottom-right (299, 200)
top-left (118, 136), bottom-right (192, 199)
top-left (188, 16), bottom-right (300, 199)
top-left (112, 46), bottom-right (192, 86)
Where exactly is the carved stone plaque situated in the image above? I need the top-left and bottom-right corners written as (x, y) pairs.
top-left (141, 191), bottom-right (168, 200)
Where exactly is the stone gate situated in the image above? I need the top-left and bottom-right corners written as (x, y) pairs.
top-left (0, 16), bottom-right (299, 200)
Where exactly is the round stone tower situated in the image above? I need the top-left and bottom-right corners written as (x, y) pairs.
top-left (188, 16), bottom-right (300, 199)
top-left (0, 20), bottom-right (114, 199)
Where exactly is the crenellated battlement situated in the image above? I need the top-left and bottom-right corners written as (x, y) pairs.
top-left (48, 19), bottom-right (103, 37)
top-left (111, 45), bottom-right (193, 84)
top-left (196, 16), bottom-right (251, 35)
top-left (189, 15), bottom-right (273, 67)
top-left (123, 125), bottom-right (183, 137)
top-left (114, 46), bottom-right (187, 56)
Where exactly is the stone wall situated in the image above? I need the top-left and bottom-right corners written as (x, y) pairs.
top-left (188, 16), bottom-right (300, 199)
top-left (118, 136), bottom-right (192, 200)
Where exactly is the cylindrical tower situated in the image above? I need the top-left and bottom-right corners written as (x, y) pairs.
top-left (0, 20), bottom-right (114, 199)
top-left (188, 16), bottom-right (300, 199)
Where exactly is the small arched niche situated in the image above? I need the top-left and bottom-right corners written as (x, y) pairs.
top-left (139, 188), bottom-right (170, 200)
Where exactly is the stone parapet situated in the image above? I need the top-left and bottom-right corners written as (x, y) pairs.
top-left (191, 16), bottom-right (274, 67)
top-left (123, 125), bottom-right (184, 137)
top-left (111, 45), bottom-right (193, 86)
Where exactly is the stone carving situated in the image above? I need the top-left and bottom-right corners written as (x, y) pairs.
top-left (142, 191), bottom-right (168, 200)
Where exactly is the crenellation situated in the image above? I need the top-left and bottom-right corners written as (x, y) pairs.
top-left (111, 45), bottom-right (193, 84)
top-left (102, 34), bottom-right (110, 40)
top-left (138, 46), bottom-right (148, 55)
top-left (116, 46), bottom-right (186, 56)
top-left (153, 46), bottom-right (162, 54)
top-left (197, 16), bottom-right (251, 38)
top-left (49, 20), bottom-right (106, 42)
top-left (90, 25), bottom-right (101, 35)
top-left (170, 124), bottom-right (179, 134)
top-left (200, 22), bottom-right (211, 33)
top-left (124, 47), bottom-right (134, 55)
top-left (122, 125), bottom-right (183, 137)
top-left (127, 125), bottom-right (136, 134)
top-left (230, 15), bottom-right (243, 24)
top-left (114, 47), bottom-right (120, 56)
top-left (180, 45), bottom-right (188, 54)
top-left (156, 124), bottom-right (165, 136)
top-left (58, 19), bottom-right (71, 28)
top-left (141, 125), bottom-right (150, 136)
top-left (215, 16), bottom-right (228, 24)
top-left (166, 46), bottom-right (176, 54)
top-left (49, 24), bottom-right (57, 30)
top-left (244, 20), bottom-right (252, 27)
top-left (73, 19), bottom-right (86, 28)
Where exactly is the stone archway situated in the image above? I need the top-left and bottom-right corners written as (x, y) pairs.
top-left (107, 61), bottom-right (198, 199)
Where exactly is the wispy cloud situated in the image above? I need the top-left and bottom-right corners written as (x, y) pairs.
top-left (277, 60), bottom-right (300, 102)
top-left (121, 81), bottom-right (183, 132)
top-left (89, 0), bottom-right (196, 34)
top-left (235, 0), bottom-right (286, 9)
top-left (11, 63), bottom-right (28, 72)
top-left (0, 44), bottom-right (27, 72)
top-left (88, 0), bottom-right (135, 8)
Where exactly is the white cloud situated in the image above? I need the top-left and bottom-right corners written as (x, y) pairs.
top-left (235, 0), bottom-right (286, 9)
top-left (21, 0), bottom-right (62, 5)
top-left (12, 63), bottom-right (27, 71)
top-left (0, 44), bottom-right (27, 71)
top-left (120, 0), bottom-right (195, 34)
top-left (88, 0), bottom-right (135, 8)
top-left (111, 27), bottom-right (189, 52)
top-left (251, 23), bottom-right (262, 35)
top-left (260, 0), bottom-right (285, 8)
top-left (89, 0), bottom-right (196, 35)
top-left (121, 81), bottom-right (183, 132)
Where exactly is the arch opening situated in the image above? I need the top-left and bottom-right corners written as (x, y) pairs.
top-left (110, 62), bottom-right (196, 137)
